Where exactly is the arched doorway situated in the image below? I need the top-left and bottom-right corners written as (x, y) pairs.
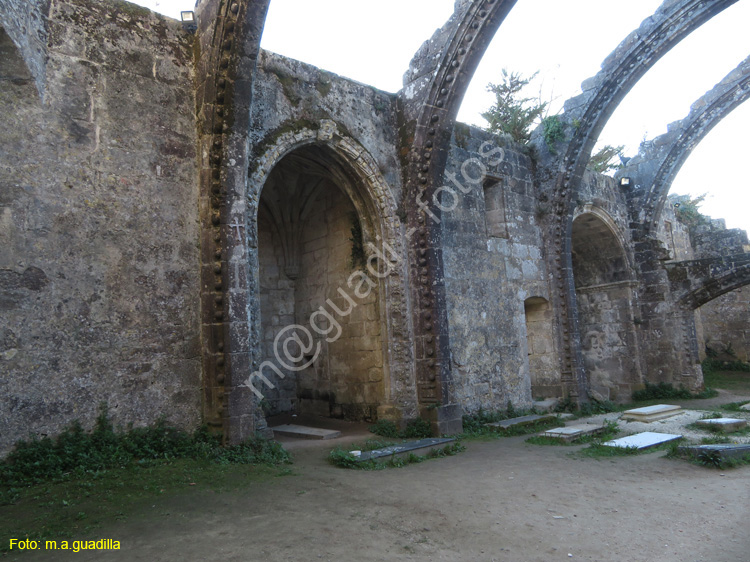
top-left (256, 144), bottom-right (386, 421)
top-left (571, 212), bottom-right (641, 401)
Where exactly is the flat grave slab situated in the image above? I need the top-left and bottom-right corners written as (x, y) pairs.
top-left (540, 424), bottom-right (606, 443)
top-left (677, 443), bottom-right (750, 461)
top-left (602, 431), bottom-right (682, 450)
top-left (485, 413), bottom-right (556, 431)
top-left (271, 424), bottom-right (341, 440)
top-left (622, 404), bottom-right (682, 422)
top-left (695, 418), bottom-right (747, 433)
top-left (355, 438), bottom-right (456, 463)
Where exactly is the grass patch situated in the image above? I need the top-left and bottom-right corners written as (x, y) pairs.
top-left (0, 406), bottom-right (291, 551)
top-left (0, 460), bottom-right (286, 552)
top-left (553, 397), bottom-right (619, 417)
top-left (328, 441), bottom-right (465, 470)
top-left (703, 368), bottom-right (750, 394)
top-left (719, 401), bottom-right (750, 413)
top-left (1, 405), bottom-right (290, 488)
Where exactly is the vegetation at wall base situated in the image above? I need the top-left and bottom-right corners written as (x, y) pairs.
top-left (553, 397), bottom-right (617, 416)
top-left (631, 381), bottom-right (718, 401)
top-left (459, 405), bottom-right (561, 438)
top-left (0, 406), bottom-right (292, 553)
top-left (369, 418), bottom-right (432, 440)
top-left (0, 404), bottom-right (290, 488)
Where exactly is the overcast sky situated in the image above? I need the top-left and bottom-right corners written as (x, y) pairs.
top-left (135, 0), bottom-right (750, 233)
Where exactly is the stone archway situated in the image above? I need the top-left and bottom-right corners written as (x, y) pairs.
top-left (571, 212), bottom-right (642, 401)
top-left (256, 146), bottom-right (385, 421)
top-left (242, 121), bottom-right (418, 426)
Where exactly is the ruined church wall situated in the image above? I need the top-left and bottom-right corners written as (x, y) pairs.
top-left (441, 126), bottom-right (545, 412)
top-left (0, 0), bottom-right (200, 455)
top-left (698, 286), bottom-right (750, 362)
top-left (249, 51), bottom-right (403, 203)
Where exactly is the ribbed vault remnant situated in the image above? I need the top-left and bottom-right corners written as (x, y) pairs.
top-left (670, 254), bottom-right (750, 310)
top-left (618, 55), bottom-right (750, 235)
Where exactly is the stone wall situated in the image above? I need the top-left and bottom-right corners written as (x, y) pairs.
top-left (441, 126), bottom-right (542, 411)
top-left (293, 187), bottom-right (383, 421)
top-left (699, 286), bottom-right (750, 362)
top-left (0, 0), bottom-right (199, 455)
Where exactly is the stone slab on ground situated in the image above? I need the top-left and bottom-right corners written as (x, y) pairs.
top-left (271, 424), bottom-right (342, 440)
top-left (677, 443), bottom-right (750, 461)
top-left (622, 404), bottom-right (682, 422)
top-left (485, 414), bottom-right (556, 431)
top-left (695, 418), bottom-right (747, 433)
top-left (355, 438), bottom-right (456, 462)
top-left (740, 403), bottom-right (750, 412)
top-left (540, 424), bottom-right (606, 443)
top-left (602, 432), bottom-right (682, 450)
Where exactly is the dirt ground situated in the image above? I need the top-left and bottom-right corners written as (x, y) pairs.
top-left (13, 396), bottom-right (750, 562)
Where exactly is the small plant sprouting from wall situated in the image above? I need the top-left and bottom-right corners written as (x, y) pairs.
top-left (349, 212), bottom-right (366, 269)
top-left (542, 115), bottom-right (565, 153)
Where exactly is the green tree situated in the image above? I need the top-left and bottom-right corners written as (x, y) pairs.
top-left (588, 144), bottom-right (625, 173)
top-left (481, 69), bottom-right (547, 143)
top-left (674, 193), bottom-right (709, 229)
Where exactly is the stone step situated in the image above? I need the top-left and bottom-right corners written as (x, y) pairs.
top-left (695, 418), bottom-right (747, 433)
top-left (622, 404), bottom-right (682, 422)
top-left (355, 438), bottom-right (456, 463)
top-left (602, 431), bottom-right (682, 450)
top-left (485, 413), bottom-right (557, 431)
top-left (271, 424), bottom-right (342, 440)
top-left (540, 424), bottom-right (606, 442)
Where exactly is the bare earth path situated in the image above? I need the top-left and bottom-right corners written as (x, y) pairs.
top-left (14, 414), bottom-right (750, 562)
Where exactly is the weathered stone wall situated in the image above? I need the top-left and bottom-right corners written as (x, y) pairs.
top-left (0, 0), bottom-right (199, 455)
top-left (293, 187), bottom-right (383, 421)
top-left (257, 210), bottom-right (296, 414)
top-left (250, 51), bottom-right (403, 201)
top-left (441, 125), bottom-right (542, 411)
top-left (699, 286), bottom-right (750, 362)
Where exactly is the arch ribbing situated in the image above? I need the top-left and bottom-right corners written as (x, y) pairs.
top-left (618, 55), bottom-right (750, 234)
top-left (534, 0), bottom-right (736, 402)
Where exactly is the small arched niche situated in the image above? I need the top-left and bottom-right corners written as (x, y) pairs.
top-left (523, 297), bottom-right (558, 398)
top-left (257, 144), bottom-right (385, 421)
